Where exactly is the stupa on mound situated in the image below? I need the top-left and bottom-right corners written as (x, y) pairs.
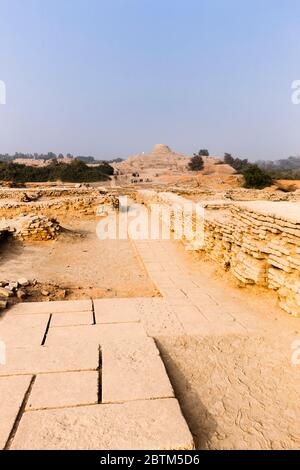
top-left (113, 144), bottom-right (191, 174)
top-left (112, 144), bottom-right (236, 184)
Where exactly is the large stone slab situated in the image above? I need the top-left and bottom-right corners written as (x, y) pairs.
top-left (160, 288), bottom-right (188, 300)
top-left (171, 305), bottom-right (213, 335)
top-left (102, 337), bottom-right (174, 403)
top-left (26, 371), bottom-right (98, 410)
top-left (11, 399), bottom-right (194, 450)
top-left (0, 343), bottom-right (99, 376)
top-left (45, 323), bottom-right (146, 347)
top-left (51, 312), bottom-right (93, 327)
top-left (94, 298), bottom-right (141, 324)
top-left (144, 262), bottom-right (167, 273)
top-left (136, 298), bottom-right (184, 337)
top-left (0, 314), bottom-right (50, 347)
top-left (94, 297), bottom-right (165, 325)
top-left (181, 288), bottom-right (218, 302)
top-left (191, 298), bottom-right (247, 330)
top-left (8, 300), bottom-right (92, 315)
top-left (0, 375), bottom-right (32, 449)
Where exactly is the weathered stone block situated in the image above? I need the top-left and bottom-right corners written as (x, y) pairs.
top-left (11, 399), bottom-right (194, 450)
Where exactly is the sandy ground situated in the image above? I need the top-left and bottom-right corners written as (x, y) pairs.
top-left (157, 332), bottom-right (299, 449)
top-left (0, 219), bottom-right (157, 300)
top-left (277, 179), bottom-right (300, 190)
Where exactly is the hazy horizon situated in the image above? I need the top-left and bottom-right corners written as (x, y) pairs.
top-left (1, 0), bottom-right (300, 161)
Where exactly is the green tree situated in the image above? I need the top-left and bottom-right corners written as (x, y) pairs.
top-left (224, 155), bottom-right (249, 172)
top-left (243, 164), bottom-right (273, 189)
top-left (198, 149), bottom-right (209, 157)
top-left (188, 155), bottom-right (204, 171)
top-left (224, 153), bottom-right (234, 165)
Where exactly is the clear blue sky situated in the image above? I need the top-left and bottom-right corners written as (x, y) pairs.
top-left (0, 0), bottom-right (299, 160)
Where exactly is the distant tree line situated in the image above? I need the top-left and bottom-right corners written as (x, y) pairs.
top-left (0, 152), bottom-right (124, 164)
top-left (0, 152), bottom-right (73, 161)
top-left (0, 160), bottom-right (114, 183)
top-left (225, 152), bottom-right (300, 184)
top-left (255, 156), bottom-right (300, 180)
top-left (256, 156), bottom-right (300, 171)
top-left (265, 169), bottom-right (300, 180)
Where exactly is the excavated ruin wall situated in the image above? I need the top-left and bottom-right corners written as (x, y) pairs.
top-left (0, 196), bottom-right (104, 219)
top-left (0, 187), bottom-right (101, 200)
top-left (224, 188), bottom-right (300, 202)
top-left (0, 188), bottom-right (125, 219)
top-left (0, 214), bottom-right (60, 241)
top-left (169, 187), bottom-right (300, 202)
top-left (137, 190), bottom-right (300, 317)
top-left (204, 205), bottom-right (300, 317)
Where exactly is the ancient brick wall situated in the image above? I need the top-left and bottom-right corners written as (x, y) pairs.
top-left (137, 190), bottom-right (300, 317)
top-left (0, 214), bottom-right (60, 241)
top-left (0, 188), bottom-right (123, 219)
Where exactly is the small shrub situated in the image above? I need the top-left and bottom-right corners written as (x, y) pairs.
top-left (188, 155), bottom-right (204, 171)
top-left (242, 165), bottom-right (273, 189)
top-left (198, 149), bottom-right (209, 156)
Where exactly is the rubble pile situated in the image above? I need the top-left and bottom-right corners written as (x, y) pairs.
top-left (0, 278), bottom-right (67, 311)
top-left (0, 214), bottom-right (60, 241)
top-left (0, 278), bottom-right (30, 310)
top-left (13, 214), bottom-right (61, 241)
top-left (99, 194), bottom-right (120, 209)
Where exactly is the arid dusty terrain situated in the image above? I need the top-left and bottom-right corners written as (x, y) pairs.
top-left (0, 219), bottom-right (157, 301)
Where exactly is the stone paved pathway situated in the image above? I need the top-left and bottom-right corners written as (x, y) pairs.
top-left (0, 204), bottom-right (300, 449)
top-left (0, 298), bottom-right (193, 450)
